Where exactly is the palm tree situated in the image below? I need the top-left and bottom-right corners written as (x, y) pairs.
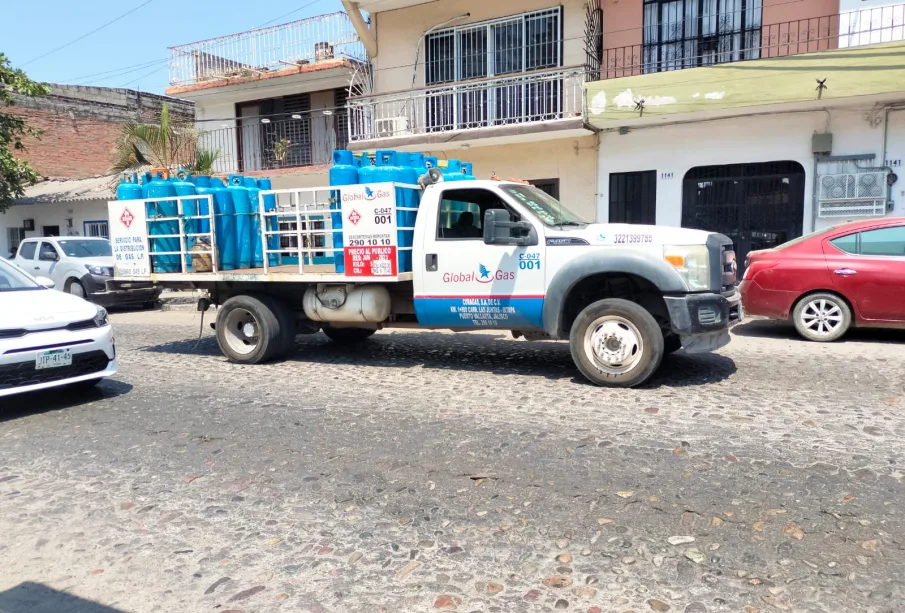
top-left (111, 103), bottom-right (220, 176)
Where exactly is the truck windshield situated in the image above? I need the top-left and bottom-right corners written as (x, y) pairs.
top-left (502, 185), bottom-right (591, 228)
top-left (57, 240), bottom-right (113, 258)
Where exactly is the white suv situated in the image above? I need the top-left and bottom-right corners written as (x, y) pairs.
top-left (13, 237), bottom-right (160, 308)
top-left (0, 257), bottom-right (117, 398)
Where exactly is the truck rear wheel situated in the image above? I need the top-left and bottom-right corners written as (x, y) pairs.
top-left (322, 327), bottom-right (376, 345)
top-left (216, 294), bottom-right (291, 364)
top-left (569, 298), bottom-right (664, 388)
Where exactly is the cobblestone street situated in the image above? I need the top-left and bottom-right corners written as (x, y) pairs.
top-left (1, 311), bottom-right (903, 613)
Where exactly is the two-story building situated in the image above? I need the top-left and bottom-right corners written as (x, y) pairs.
top-left (164, 11), bottom-right (368, 189)
top-left (581, 0), bottom-right (905, 266)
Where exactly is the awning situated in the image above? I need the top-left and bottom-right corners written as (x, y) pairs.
top-left (15, 175), bottom-right (118, 205)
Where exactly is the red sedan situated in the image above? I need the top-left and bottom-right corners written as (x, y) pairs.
top-left (740, 218), bottom-right (905, 341)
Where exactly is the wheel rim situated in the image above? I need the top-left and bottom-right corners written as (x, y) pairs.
top-left (800, 298), bottom-right (843, 337)
top-left (584, 315), bottom-right (644, 375)
top-left (69, 282), bottom-right (84, 298)
top-left (223, 308), bottom-right (260, 355)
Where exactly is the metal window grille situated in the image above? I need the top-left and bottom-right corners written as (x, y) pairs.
top-left (425, 7), bottom-right (563, 131)
top-left (84, 221), bottom-right (109, 238)
top-left (643, 0), bottom-right (762, 73)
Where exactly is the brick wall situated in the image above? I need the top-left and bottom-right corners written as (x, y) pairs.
top-left (9, 85), bottom-right (194, 180)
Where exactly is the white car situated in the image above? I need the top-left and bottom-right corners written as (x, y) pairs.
top-left (0, 257), bottom-right (117, 398)
top-left (13, 237), bottom-right (161, 308)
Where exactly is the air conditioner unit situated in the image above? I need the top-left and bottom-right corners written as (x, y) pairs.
top-left (375, 117), bottom-right (411, 138)
top-left (817, 171), bottom-right (888, 218)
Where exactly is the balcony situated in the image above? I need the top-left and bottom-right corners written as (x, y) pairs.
top-left (200, 113), bottom-right (348, 175)
top-left (167, 12), bottom-right (366, 89)
top-left (599, 4), bottom-right (905, 80)
top-left (347, 67), bottom-right (589, 149)
top-left (585, 3), bottom-right (905, 126)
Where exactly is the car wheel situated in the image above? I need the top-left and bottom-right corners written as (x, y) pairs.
top-left (569, 298), bottom-right (664, 388)
top-left (68, 280), bottom-right (86, 299)
top-left (215, 294), bottom-right (290, 364)
top-left (322, 327), bottom-right (377, 345)
top-left (792, 292), bottom-right (852, 342)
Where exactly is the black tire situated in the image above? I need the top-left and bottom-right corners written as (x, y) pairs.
top-left (215, 294), bottom-right (289, 364)
top-left (322, 327), bottom-right (377, 345)
top-left (569, 298), bottom-right (664, 388)
top-left (68, 279), bottom-right (86, 299)
top-left (272, 300), bottom-right (299, 357)
top-left (664, 334), bottom-right (682, 355)
top-left (792, 292), bottom-right (852, 342)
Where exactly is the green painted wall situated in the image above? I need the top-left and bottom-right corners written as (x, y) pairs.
top-left (585, 40), bottom-right (905, 125)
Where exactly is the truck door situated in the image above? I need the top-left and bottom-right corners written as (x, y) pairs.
top-left (414, 186), bottom-right (546, 329)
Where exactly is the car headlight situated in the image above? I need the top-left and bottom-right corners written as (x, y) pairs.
top-left (86, 264), bottom-right (112, 276)
top-left (93, 307), bottom-right (110, 328)
top-left (664, 245), bottom-right (711, 291)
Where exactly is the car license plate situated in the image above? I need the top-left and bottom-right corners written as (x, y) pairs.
top-left (36, 348), bottom-right (72, 370)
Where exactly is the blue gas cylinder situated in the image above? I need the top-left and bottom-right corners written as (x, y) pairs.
top-left (172, 170), bottom-right (199, 270)
top-left (191, 176), bottom-right (213, 240)
top-left (444, 159), bottom-right (466, 181)
top-left (140, 171), bottom-right (153, 198)
top-left (424, 156), bottom-right (439, 171)
top-left (208, 178), bottom-right (236, 270)
top-left (116, 173), bottom-right (143, 201)
top-left (256, 178), bottom-right (278, 266)
top-left (462, 162), bottom-right (475, 180)
top-left (397, 158), bottom-right (419, 273)
top-left (227, 175), bottom-right (252, 269)
top-left (330, 150), bottom-right (359, 273)
top-left (242, 177), bottom-right (264, 268)
top-left (146, 169), bottom-right (180, 273)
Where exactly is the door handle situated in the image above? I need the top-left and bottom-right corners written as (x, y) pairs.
top-left (834, 268), bottom-right (857, 276)
top-left (34, 266), bottom-right (40, 271)
top-left (426, 253), bottom-right (438, 272)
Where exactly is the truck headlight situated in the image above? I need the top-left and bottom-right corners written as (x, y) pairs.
top-left (664, 245), bottom-right (711, 291)
top-left (93, 307), bottom-right (110, 328)
top-left (86, 264), bottom-right (112, 276)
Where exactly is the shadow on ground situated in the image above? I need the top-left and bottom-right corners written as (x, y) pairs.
top-left (0, 379), bottom-right (132, 423)
top-left (0, 583), bottom-right (126, 613)
top-left (140, 330), bottom-right (737, 388)
top-left (733, 318), bottom-right (905, 343)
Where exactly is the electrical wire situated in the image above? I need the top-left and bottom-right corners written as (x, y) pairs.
top-left (19, 0), bottom-right (157, 68)
top-left (255, 0), bottom-right (330, 28)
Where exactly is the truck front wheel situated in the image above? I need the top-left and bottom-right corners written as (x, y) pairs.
top-left (216, 294), bottom-right (291, 364)
top-left (569, 298), bottom-right (664, 388)
top-left (322, 326), bottom-right (376, 345)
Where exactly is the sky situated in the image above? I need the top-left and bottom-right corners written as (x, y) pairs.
top-left (4, 0), bottom-right (347, 96)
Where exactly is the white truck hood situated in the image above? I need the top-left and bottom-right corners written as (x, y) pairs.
top-left (0, 288), bottom-right (98, 331)
top-left (568, 223), bottom-right (715, 246)
top-left (74, 256), bottom-right (115, 268)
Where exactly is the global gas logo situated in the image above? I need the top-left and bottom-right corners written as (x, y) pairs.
top-left (443, 264), bottom-right (516, 284)
top-left (342, 186), bottom-right (392, 203)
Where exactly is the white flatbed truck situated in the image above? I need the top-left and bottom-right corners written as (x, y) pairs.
top-left (107, 171), bottom-right (743, 388)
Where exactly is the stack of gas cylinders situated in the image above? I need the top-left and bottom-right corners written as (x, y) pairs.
top-left (329, 149), bottom-right (475, 273)
top-left (115, 169), bottom-right (277, 273)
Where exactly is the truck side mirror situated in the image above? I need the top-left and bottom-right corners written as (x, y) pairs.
top-left (483, 209), bottom-right (538, 246)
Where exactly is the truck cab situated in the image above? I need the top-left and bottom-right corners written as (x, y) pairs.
top-left (409, 177), bottom-right (741, 386)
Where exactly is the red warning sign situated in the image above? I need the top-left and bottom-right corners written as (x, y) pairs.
top-left (345, 246), bottom-right (397, 277)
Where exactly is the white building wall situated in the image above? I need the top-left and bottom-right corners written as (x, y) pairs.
top-left (596, 106), bottom-right (905, 231)
top-left (1, 200), bottom-right (110, 257)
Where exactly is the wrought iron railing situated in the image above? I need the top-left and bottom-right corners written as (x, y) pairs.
top-left (199, 115), bottom-right (344, 174)
top-left (600, 4), bottom-right (905, 80)
top-left (168, 12), bottom-right (367, 86)
top-left (347, 67), bottom-right (587, 142)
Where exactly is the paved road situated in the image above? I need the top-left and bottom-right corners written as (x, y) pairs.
top-left (1, 312), bottom-right (903, 613)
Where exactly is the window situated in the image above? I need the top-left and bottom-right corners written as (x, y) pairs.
top-left (830, 233), bottom-right (859, 254)
top-left (57, 240), bottom-right (112, 258)
top-left (39, 242), bottom-right (59, 261)
top-left (609, 171), bottom-right (657, 224)
top-left (859, 226), bottom-right (905, 256)
top-left (533, 179), bottom-right (560, 200)
top-left (437, 188), bottom-right (520, 240)
top-left (18, 241), bottom-right (37, 260)
top-left (84, 221), bottom-right (109, 238)
top-left (643, 0), bottom-right (763, 73)
top-left (425, 8), bottom-right (564, 131)
top-left (6, 227), bottom-right (25, 253)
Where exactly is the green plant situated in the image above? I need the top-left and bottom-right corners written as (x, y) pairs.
top-left (0, 53), bottom-right (50, 212)
top-left (111, 103), bottom-right (220, 175)
top-left (273, 137), bottom-right (291, 165)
